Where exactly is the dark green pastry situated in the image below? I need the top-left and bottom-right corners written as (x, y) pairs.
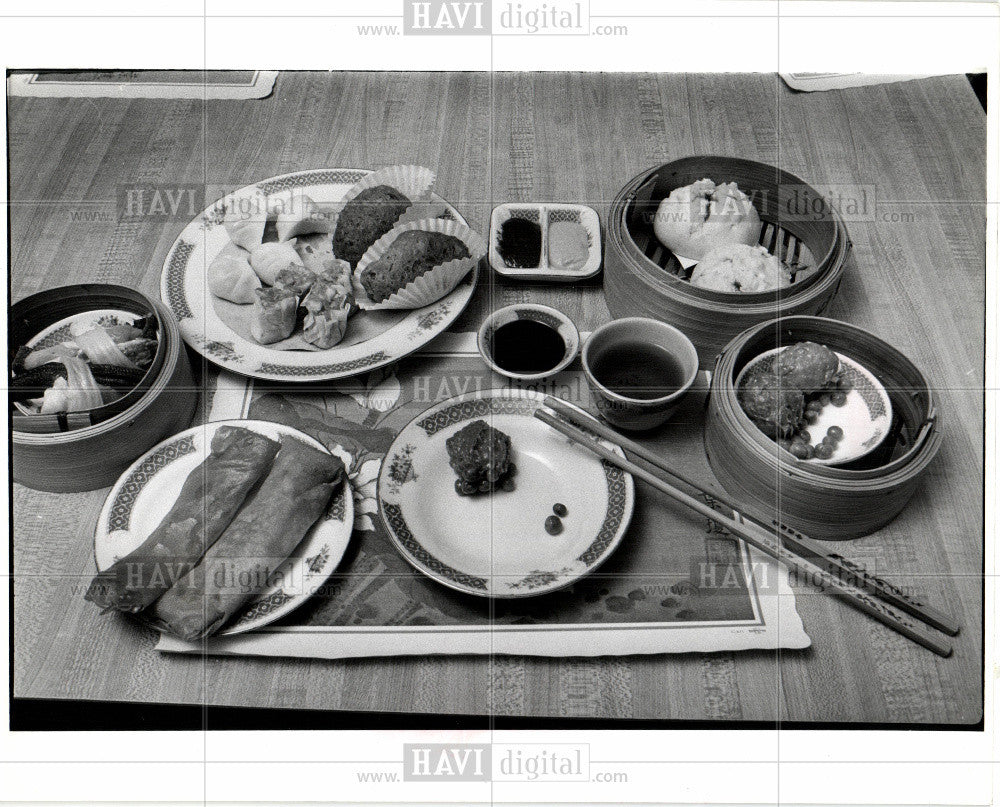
top-left (359, 230), bottom-right (470, 303)
top-left (333, 185), bottom-right (411, 267)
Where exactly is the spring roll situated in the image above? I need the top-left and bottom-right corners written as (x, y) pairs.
top-left (151, 437), bottom-right (345, 640)
top-left (86, 426), bottom-right (281, 613)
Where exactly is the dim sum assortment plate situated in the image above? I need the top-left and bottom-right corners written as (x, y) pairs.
top-left (160, 168), bottom-right (478, 382)
top-left (94, 419), bottom-right (354, 636)
top-left (378, 389), bottom-right (635, 598)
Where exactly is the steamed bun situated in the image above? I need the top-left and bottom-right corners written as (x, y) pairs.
top-left (689, 243), bottom-right (791, 293)
top-left (653, 178), bottom-right (761, 260)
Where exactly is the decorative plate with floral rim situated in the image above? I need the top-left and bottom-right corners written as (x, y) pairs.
top-left (160, 168), bottom-right (478, 382)
top-left (94, 419), bottom-right (354, 636)
top-left (378, 389), bottom-right (635, 598)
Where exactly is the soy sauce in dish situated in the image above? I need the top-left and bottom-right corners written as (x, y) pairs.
top-left (490, 319), bottom-right (566, 374)
top-left (589, 341), bottom-right (686, 399)
top-left (497, 217), bottom-right (542, 268)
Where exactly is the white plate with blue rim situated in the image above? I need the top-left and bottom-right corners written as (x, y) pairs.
top-left (378, 389), bottom-right (635, 598)
top-left (160, 168), bottom-right (478, 382)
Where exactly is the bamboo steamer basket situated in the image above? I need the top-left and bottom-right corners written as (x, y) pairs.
top-left (604, 156), bottom-right (851, 368)
top-left (704, 316), bottom-right (941, 540)
top-left (11, 284), bottom-right (197, 493)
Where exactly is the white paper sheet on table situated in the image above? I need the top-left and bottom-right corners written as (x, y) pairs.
top-left (7, 70), bottom-right (277, 99)
top-left (780, 73), bottom-right (933, 92)
top-left (157, 332), bottom-right (809, 659)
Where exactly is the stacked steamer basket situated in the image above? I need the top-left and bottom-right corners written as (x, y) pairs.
top-left (704, 316), bottom-right (941, 540)
top-left (11, 284), bottom-right (197, 493)
top-left (604, 156), bottom-right (851, 367)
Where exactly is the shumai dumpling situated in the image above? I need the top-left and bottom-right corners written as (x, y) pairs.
top-left (208, 246), bottom-right (260, 304)
top-left (318, 258), bottom-right (354, 299)
top-left (251, 286), bottom-right (298, 345)
top-left (301, 303), bottom-right (350, 349)
top-left (250, 240), bottom-right (303, 285)
top-left (273, 264), bottom-right (317, 298)
top-left (300, 266), bottom-right (353, 349)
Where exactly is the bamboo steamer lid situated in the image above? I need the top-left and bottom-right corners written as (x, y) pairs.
top-left (12, 284), bottom-right (198, 493)
top-left (604, 156), bottom-right (851, 368)
top-left (704, 316), bottom-right (941, 540)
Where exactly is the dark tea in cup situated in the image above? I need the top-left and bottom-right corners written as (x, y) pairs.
top-left (587, 340), bottom-right (687, 400)
top-left (581, 317), bottom-right (699, 430)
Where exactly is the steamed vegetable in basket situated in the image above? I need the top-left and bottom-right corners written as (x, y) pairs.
top-left (11, 313), bottom-right (159, 414)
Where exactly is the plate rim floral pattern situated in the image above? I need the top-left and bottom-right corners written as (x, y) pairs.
top-left (159, 167), bottom-right (478, 382)
top-left (377, 389), bottom-right (636, 599)
top-left (93, 418), bottom-right (354, 637)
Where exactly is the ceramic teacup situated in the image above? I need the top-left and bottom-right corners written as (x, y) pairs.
top-left (581, 317), bottom-right (699, 431)
top-left (477, 304), bottom-right (580, 382)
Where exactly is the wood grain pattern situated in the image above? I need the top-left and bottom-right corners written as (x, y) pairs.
top-left (10, 71), bottom-right (984, 723)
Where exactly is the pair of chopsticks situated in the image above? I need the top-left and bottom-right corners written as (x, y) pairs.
top-left (536, 396), bottom-right (959, 658)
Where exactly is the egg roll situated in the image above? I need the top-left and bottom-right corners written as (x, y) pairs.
top-left (85, 426), bottom-right (281, 613)
top-left (151, 437), bottom-right (346, 640)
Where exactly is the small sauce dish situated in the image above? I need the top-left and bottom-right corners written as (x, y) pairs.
top-left (477, 304), bottom-right (580, 382)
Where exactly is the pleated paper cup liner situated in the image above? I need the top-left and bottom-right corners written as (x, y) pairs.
top-left (328, 164), bottom-right (437, 239)
top-left (352, 217), bottom-right (487, 311)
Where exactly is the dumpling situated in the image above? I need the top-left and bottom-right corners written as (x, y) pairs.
top-left (302, 304), bottom-right (350, 349)
top-left (269, 191), bottom-right (332, 242)
top-left (273, 265), bottom-right (317, 298)
top-left (301, 280), bottom-right (351, 350)
top-left (224, 190), bottom-right (267, 250)
top-left (208, 246), bottom-right (261, 304)
top-left (250, 240), bottom-right (304, 285)
top-left (251, 287), bottom-right (298, 344)
top-left (318, 258), bottom-right (354, 298)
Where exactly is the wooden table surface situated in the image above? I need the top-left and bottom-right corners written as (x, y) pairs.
top-left (10, 71), bottom-right (985, 724)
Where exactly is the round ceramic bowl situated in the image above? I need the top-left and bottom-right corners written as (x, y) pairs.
top-left (581, 317), bottom-right (699, 432)
top-left (477, 303), bottom-right (580, 382)
top-left (11, 284), bottom-right (198, 493)
top-left (734, 347), bottom-right (893, 466)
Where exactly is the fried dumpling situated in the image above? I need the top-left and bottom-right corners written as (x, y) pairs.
top-left (333, 185), bottom-right (411, 267)
top-left (358, 230), bottom-right (470, 304)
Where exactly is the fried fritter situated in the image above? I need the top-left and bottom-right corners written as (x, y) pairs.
top-left (738, 368), bottom-right (804, 438)
top-left (775, 341), bottom-right (839, 392)
top-left (445, 419), bottom-right (514, 495)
